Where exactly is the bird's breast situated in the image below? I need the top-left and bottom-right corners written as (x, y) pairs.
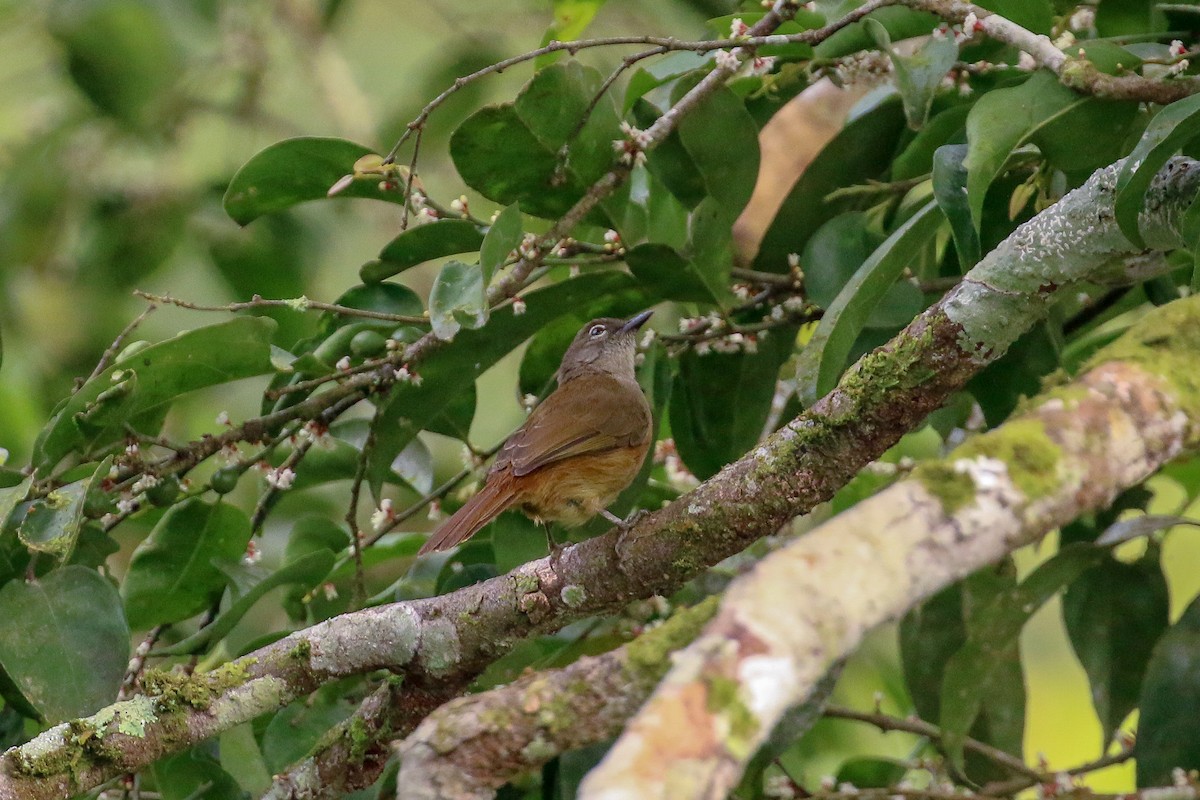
top-left (513, 444), bottom-right (648, 527)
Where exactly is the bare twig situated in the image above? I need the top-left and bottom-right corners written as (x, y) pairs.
top-left (133, 291), bottom-right (427, 325)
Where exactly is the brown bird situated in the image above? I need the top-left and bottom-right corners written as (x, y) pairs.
top-left (419, 311), bottom-right (654, 555)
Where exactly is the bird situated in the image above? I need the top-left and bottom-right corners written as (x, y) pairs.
top-left (419, 310), bottom-right (654, 555)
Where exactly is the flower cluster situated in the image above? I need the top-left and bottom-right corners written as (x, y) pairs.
top-left (612, 121), bottom-right (650, 166)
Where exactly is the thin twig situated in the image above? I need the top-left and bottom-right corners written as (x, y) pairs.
top-left (77, 303), bottom-right (158, 390)
top-left (345, 405), bottom-right (383, 607)
top-left (133, 291), bottom-right (427, 325)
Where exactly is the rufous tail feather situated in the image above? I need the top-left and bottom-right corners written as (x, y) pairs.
top-left (418, 477), bottom-right (515, 555)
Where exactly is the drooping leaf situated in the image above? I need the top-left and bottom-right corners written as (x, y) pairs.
top-left (535, 0), bottom-right (608, 69)
top-left (323, 282), bottom-right (425, 333)
top-left (34, 317), bottom-right (277, 473)
top-left (675, 85), bottom-right (761, 216)
top-left (892, 103), bottom-right (970, 180)
top-left (932, 144), bottom-right (981, 270)
top-left (755, 96), bottom-right (908, 272)
top-left (797, 200), bottom-right (942, 405)
top-left (220, 723), bottom-right (272, 797)
top-left (0, 566), bottom-right (129, 722)
top-left (1136, 592), bottom-right (1200, 786)
top-left (363, 219), bottom-right (486, 283)
top-left (940, 544), bottom-right (1104, 772)
top-left (480, 203), bottom-right (524, 284)
top-left (1063, 552), bottom-right (1169, 745)
top-left (429, 260), bottom-right (488, 340)
top-left (122, 499), bottom-right (253, 629)
top-left (0, 477), bottom-right (32, 531)
top-left (450, 61), bottom-right (621, 220)
top-left (261, 692), bottom-right (356, 774)
top-left (224, 137), bottom-right (406, 225)
top-left (1114, 94), bottom-right (1200, 248)
top-left (669, 325), bottom-right (796, 480)
top-left (19, 458), bottom-right (110, 560)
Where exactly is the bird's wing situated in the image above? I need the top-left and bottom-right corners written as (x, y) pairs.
top-left (498, 376), bottom-right (650, 478)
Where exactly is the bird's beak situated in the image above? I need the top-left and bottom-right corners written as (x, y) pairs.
top-left (619, 310), bottom-right (653, 334)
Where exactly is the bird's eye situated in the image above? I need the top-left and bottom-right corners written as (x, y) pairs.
top-left (589, 324), bottom-right (606, 338)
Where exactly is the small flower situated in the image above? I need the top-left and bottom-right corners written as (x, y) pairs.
top-left (1068, 6), bottom-right (1095, 31)
top-left (1017, 51), bottom-right (1037, 70)
top-left (730, 17), bottom-right (750, 38)
top-left (568, 265), bottom-right (580, 278)
top-left (449, 195), bottom-right (469, 215)
top-left (265, 466), bottom-right (296, 490)
top-left (612, 121), bottom-right (650, 167)
top-left (394, 364), bottom-right (417, 384)
top-left (427, 499), bottom-right (445, 522)
top-left (1052, 30), bottom-right (1076, 49)
top-left (522, 393), bottom-right (539, 412)
top-left (415, 207), bottom-right (438, 225)
top-left (125, 442), bottom-right (140, 457)
top-left (243, 540), bottom-right (262, 566)
top-left (335, 355), bottom-right (352, 372)
top-left (371, 498), bottom-right (395, 532)
top-left (748, 55), bottom-right (776, 77)
top-left (962, 11), bottom-right (980, 31)
top-left (321, 582), bottom-right (339, 601)
top-left (116, 495), bottom-right (139, 516)
top-left (512, 296), bottom-right (527, 315)
top-left (786, 252), bottom-right (800, 270)
top-left (1170, 39), bottom-right (1188, 57)
top-left (639, 329), bottom-right (656, 348)
top-left (714, 48), bottom-right (741, 71)
top-left (215, 411), bottom-right (231, 426)
top-left (518, 232), bottom-right (539, 259)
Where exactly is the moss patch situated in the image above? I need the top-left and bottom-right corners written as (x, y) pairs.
top-left (623, 597), bottom-right (718, 687)
top-left (955, 418), bottom-right (1062, 501)
top-left (913, 461), bottom-right (977, 514)
top-left (704, 674), bottom-right (759, 760)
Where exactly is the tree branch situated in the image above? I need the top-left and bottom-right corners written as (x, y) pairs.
top-left (579, 298), bottom-right (1200, 799)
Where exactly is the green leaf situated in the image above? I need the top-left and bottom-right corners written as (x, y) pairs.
top-left (796, 200), bottom-right (942, 405)
top-left (151, 747), bottom-right (243, 800)
top-left (224, 137), bottom-right (404, 226)
top-left (892, 103), bottom-right (970, 180)
top-left (363, 220), bottom-right (486, 283)
top-left (0, 476), bottom-right (32, 531)
top-left (325, 282), bottom-right (425, 332)
top-left (669, 325), bottom-right (796, 480)
top-left (626, 243), bottom-right (722, 303)
top-left (535, 0), bottom-right (608, 69)
top-left (122, 499), bottom-right (253, 629)
top-left (940, 544), bottom-right (1103, 772)
top-left (0, 566), bottom-right (129, 722)
top-left (933, 144), bottom-right (981, 270)
top-left (156, 551), bottom-right (335, 656)
top-left (965, 72), bottom-right (1081, 229)
top-left (450, 61), bottom-right (620, 219)
top-left (1136, 591), bottom-right (1200, 786)
top-left (755, 96), bottom-right (908, 271)
top-left (34, 317), bottom-right (277, 473)
top-left (836, 757), bottom-right (909, 788)
top-left (19, 458), bottom-right (110, 560)
top-left (480, 204), bottom-right (524, 284)
top-left (1114, 94), bottom-right (1200, 248)
top-left (47, 0), bottom-right (182, 130)
top-left (675, 84), bottom-right (761, 215)
top-left (262, 693), bottom-right (355, 774)
top-left (866, 20), bottom-right (958, 130)
top-left (900, 566), bottom-right (1025, 783)
top-left (220, 723), bottom-right (272, 797)
top-left (283, 516), bottom-right (350, 621)
top-left (429, 260), bottom-right (488, 340)
top-left (369, 272), bottom-right (652, 493)
top-left (1063, 552), bottom-right (1169, 746)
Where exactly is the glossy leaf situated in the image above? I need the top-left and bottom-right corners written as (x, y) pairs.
top-left (262, 693), bottom-right (355, 774)
top-left (19, 458), bottom-right (109, 560)
top-left (536, 0), bottom-right (608, 69)
top-left (429, 259), bottom-right (487, 340)
top-left (368, 272), bottom-right (652, 494)
top-left (1114, 94), bottom-right (1200, 247)
top-left (363, 220), bottom-right (486, 283)
top-left (480, 203), bottom-right (523, 284)
top-left (933, 144), bottom-right (980, 270)
top-left (1063, 553), bottom-right (1169, 745)
top-left (892, 104), bottom-right (970, 180)
top-left (1137, 592), bottom-right (1200, 786)
top-left (797, 200), bottom-right (942, 405)
top-left (122, 499), bottom-right (253, 629)
top-left (669, 325), bottom-right (795, 480)
top-left (450, 61), bottom-right (620, 219)
top-left (34, 317), bottom-right (276, 473)
top-left (676, 85), bottom-right (760, 215)
top-left (324, 282), bottom-right (424, 332)
top-left (625, 243), bottom-right (720, 303)
top-left (0, 476), bottom-right (32, 531)
top-left (0, 566), bottom-right (129, 722)
top-left (224, 137), bottom-right (406, 225)
top-left (756, 97), bottom-right (907, 272)
top-left (156, 550), bottom-right (335, 656)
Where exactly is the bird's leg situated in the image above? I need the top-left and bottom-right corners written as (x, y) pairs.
top-left (542, 522), bottom-right (566, 572)
top-left (600, 508), bottom-right (646, 531)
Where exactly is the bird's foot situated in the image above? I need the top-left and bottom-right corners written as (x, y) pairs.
top-left (600, 508), bottom-right (646, 531)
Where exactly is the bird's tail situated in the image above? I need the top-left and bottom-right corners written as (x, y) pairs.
top-left (418, 476), bottom-right (516, 555)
